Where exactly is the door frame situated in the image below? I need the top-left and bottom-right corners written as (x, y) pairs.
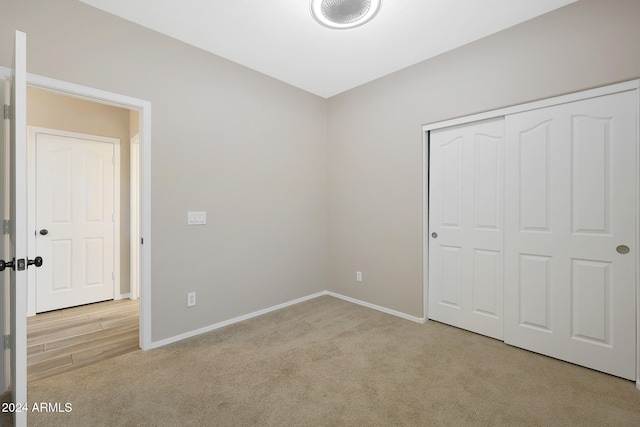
top-left (422, 79), bottom-right (640, 388)
top-left (130, 133), bottom-right (141, 301)
top-left (26, 126), bottom-right (121, 315)
top-left (0, 66), bottom-right (153, 351)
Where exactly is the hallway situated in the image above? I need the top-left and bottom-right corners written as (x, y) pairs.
top-left (27, 299), bottom-right (139, 382)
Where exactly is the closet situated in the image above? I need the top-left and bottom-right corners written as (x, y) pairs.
top-left (426, 82), bottom-right (638, 381)
top-left (428, 118), bottom-right (504, 341)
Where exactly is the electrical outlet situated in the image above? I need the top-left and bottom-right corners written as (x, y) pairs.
top-left (187, 292), bottom-right (196, 307)
top-left (356, 271), bottom-right (362, 282)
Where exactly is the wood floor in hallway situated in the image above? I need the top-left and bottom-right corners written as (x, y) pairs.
top-left (27, 299), bottom-right (139, 383)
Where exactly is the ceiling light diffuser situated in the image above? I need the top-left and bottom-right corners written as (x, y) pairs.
top-left (310, 0), bottom-right (382, 30)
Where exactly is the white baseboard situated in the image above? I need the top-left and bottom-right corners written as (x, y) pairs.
top-left (147, 290), bottom-right (424, 350)
top-left (326, 291), bottom-right (426, 324)
top-left (115, 293), bottom-right (132, 301)
top-left (148, 291), bottom-right (327, 350)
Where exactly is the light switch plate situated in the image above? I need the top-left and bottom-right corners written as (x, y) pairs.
top-left (188, 211), bottom-right (206, 225)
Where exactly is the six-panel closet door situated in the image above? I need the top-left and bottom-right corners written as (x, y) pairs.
top-left (503, 91), bottom-right (637, 380)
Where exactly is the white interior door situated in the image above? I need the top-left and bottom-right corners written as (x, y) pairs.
top-left (0, 66), bottom-right (9, 395)
top-left (428, 118), bottom-right (504, 340)
top-left (34, 130), bottom-right (116, 313)
top-left (8, 30), bottom-right (28, 427)
top-left (504, 91), bottom-right (637, 380)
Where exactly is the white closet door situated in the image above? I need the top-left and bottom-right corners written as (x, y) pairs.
top-left (504, 91), bottom-right (637, 380)
top-left (429, 118), bottom-right (504, 340)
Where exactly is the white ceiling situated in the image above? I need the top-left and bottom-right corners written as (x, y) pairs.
top-left (79, 0), bottom-right (577, 98)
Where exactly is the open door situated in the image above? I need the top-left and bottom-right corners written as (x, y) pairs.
top-left (0, 51), bottom-right (9, 398)
top-left (6, 30), bottom-right (28, 427)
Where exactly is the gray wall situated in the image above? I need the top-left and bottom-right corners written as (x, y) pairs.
top-left (0, 0), bottom-right (327, 342)
top-left (2, 0), bottom-right (640, 340)
top-left (327, 0), bottom-right (640, 317)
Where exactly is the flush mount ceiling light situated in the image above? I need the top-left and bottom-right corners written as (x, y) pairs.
top-left (310, 0), bottom-right (382, 30)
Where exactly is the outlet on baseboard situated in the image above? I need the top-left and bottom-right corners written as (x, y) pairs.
top-left (356, 271), bottom-right (362, 282)
top-left (187, 292), bottom-right (196, 307)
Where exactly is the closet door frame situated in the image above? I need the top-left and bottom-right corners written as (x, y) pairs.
top-left (422, 79), bottom-right (640, 388)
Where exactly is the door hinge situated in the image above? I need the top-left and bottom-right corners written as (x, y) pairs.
top-left (3, 104), bottom-right (10, 120)
top-left (3, 219), bottom-right (10, 235)
top-left (112, 272), bottom-right (115, 280)
top-left (3, 335), bottom-right (10, 350)
top-left (141, 237), bottom-right (144, 245)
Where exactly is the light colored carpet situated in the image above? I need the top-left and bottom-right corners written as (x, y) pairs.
top-left (16, 296), bottom-right (640, 426)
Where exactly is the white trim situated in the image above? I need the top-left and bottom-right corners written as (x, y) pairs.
top-left (326, 291), bottom-right (426, 324)
top-left (636, 85), bottom-right (640, 387)
top-left (0, 66), bottom-right (153, 351)
top-left (115, 293), bottom-right (131, 301)
top-left (422, 80), bottom-right (640, 132)
top-left (24, 72), bottom-right (151, 114)
top-left (422, 123), bottom-right (429, 321)
top-left (130, 133), bottom-right (140, 301)
top-left (148, 292), bottom-right (327, 349)
top-left (422, 129), bottom-right (430, 323)
top-left (148, 290), bottom-right (425, 350)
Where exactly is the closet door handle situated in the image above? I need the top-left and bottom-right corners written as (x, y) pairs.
top-left (616, 245), bottom-right (630, 254)
top-left (39, 229), bottom-right (48, 235)
top-left (431, 232), bottom-right (438, 238)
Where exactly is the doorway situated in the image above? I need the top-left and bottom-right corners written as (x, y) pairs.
top-left (25, 87), bottom-right (141, 379)
top-left (1, 63), bottom-right (152, 412)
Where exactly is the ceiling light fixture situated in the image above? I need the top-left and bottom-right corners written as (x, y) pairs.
top-left (310, 0), bottom-right (382, 30)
